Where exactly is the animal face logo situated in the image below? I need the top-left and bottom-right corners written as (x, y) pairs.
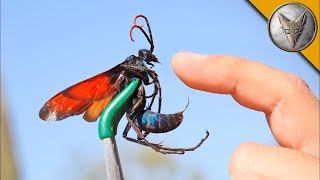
top-left (268, 3), bottom-right (317, 52)
top-left (278, 12), bottom-right (306, 48)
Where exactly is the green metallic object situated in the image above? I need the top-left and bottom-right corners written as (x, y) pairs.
top-left (98, 80), bottom-right (139, 139)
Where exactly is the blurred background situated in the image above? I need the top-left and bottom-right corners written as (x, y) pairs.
top-left (1, 0), bottom-right (319, 179)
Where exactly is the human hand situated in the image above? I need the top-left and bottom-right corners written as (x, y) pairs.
top-left (171, 52), bottom-right (319, 180)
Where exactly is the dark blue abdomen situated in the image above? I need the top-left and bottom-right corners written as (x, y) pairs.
top-left (134, 110), bottom-right (183, 133)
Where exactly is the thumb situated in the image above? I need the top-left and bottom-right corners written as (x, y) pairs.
top-left (229, 142), bottom-right (319, 180)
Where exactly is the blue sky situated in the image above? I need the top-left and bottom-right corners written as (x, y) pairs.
top-left (2, 1), bottom-right (319, 179)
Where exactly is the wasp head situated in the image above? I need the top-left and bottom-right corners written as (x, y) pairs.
top-left (138, 49), bottom-right (160, 67)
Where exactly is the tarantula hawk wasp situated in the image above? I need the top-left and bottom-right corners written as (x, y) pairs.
top-left (39, 15), bottom-right (209, 154)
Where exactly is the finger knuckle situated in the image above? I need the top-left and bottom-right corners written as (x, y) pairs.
top-left (286, 74), bottom-right (310, 92)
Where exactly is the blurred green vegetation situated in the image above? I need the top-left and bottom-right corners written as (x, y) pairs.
top-left (1, 100), bottom-right (18, 180)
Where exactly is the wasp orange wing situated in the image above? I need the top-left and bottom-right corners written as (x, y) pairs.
top-left (82, 95), bottom-right (116, 122)
top-left (62, 66), bottom-right (123, 102)
top-left (39, 66), bottom-right (125, 121)
top-left (39, 93), bottom-right (92, 121)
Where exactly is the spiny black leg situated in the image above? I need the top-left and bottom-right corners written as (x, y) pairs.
top-left (122, 124), bottom-right (163, 148)
top-left (136, 131), bottom-right (209, 154)
top-left (137, 131), bottom-right (150, 140)
top-left (152, 131), bottom-right (210, 154)
top-left (147, 131), bottom-right (210, 154)
top-left (122, 123), bottom-right (150, 147)
top-left (123, 116), bottom-right (210, 154)
top-left (119, 64), bottom-right (160, 111)
top-left (124, 82), bottom-right (209, 154)
top-left (147, 92), bottom-right (157, 110)
top-left (145, 85), bottom-right (158, 110)
top-left (119, 65), bottom-right (151, 85)
top-left (124, 113), bottom-right (163, 153)
top-left (145, 73), bottom-right (158, 110)
top-left (123, 112), bottom-right (185, 154)
top-left (121, 123), bottom-right (182, 154)
top-left (124, 83), bottom-right (161, 153)
top-left (145, 94), bottom-right (154, 98)
top-left (146, 78), bottom-right (161, 113)
top-left (157, 80), bottom-right (162, 113)
top-left (123, 131), bottom-right (209, 154)
top-left (143, 132), bottom-right (150, 138)
top-left (120, 66), bottom-right (160, 112)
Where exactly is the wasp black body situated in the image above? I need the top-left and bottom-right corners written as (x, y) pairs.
top-left (39, 15), bottom-right (209, 154)
top-left (119, 15), bottom-right (209, 154)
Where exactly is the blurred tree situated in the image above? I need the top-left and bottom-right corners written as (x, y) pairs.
top-left (1, 100), bottom-right (19, 180)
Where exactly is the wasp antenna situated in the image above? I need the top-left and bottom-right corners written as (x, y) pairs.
top-left (182, 97), bottom-right (190, 113)
top-left (130, 25), bottom-right (152, 45)
top-left (129, 26), bottom-right (136, 42)
top-left (130, 15), bottom-right (154, 52)
top-left (133, 15), bottom-right (143, 25)
top-left (133, 15), bottom-right (144, 28)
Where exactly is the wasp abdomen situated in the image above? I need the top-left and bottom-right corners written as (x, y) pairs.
top-left (134, 110), bottom-right (183, 133)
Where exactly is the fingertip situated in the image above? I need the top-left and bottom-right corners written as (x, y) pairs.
top-left (229, 142), bottom-right (259, 175)
top-left (171, 52), bottom-right (205, 74)
top-left (229, 142), bottom-right (319, 180)
top-left (171, 52), bottom-right (210, 90)
top-left (171, 52), bottom-right (184, 75)
top-left (172, 52), bottom-right (238, 93)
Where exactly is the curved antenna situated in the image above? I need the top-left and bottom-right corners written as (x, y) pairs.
top-left (129, 15), bottom-right (154, 52)
top-left (130, 25), bottom-right (152, 46)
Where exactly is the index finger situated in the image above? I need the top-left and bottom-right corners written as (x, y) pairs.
top-left (171, 52), bottom-right (319, 156)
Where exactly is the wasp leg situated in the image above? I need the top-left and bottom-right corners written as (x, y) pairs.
top-left (124, 111), bottom-right (210, 154)
top-left (146, 71), bottom-right (162, 113)
top-left (122, 120), bottom-right (210, 154)
top-left (122, 123), bottom-right (161, 148)
top-left (122, 83), bottom-right (163, 152)
top-left (121, 64), bottom-right (161, 112)
top-left (123, 64), bottom-right (162, 113)
top-left (124, 113), bottom-right (166, 153)
top-left (123, 83), bottom-right (209, 154)
top-left (137, 131), bottom-right (149, 140)
top-left (121, 120), bottom-right (182, 154)
top-left (122, 123), bottom-right (145, 146)
top-left (119, 64), bottom-right (152, 85)
top-left (145, 94), bottom-right (154, 98)
top-left (142, 132), bottom-right (150, 139)
top-left (151, 131), bottom-right (210, 154)
top-left (120, 64), bottom-right (160, 111)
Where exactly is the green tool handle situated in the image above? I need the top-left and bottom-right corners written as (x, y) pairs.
top-left (98, 80), bottom-right (139, 139)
